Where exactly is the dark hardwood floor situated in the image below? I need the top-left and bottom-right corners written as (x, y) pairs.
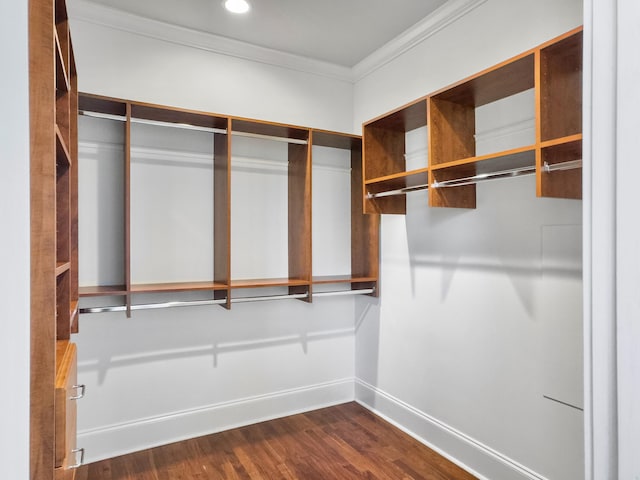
top-left (75, 402), bottom-right (477, 479)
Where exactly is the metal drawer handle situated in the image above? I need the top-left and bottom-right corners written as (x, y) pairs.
top-left (70, 384), bottom-right (85, 400)
top-left (70, 447), bottom-right (84, 469)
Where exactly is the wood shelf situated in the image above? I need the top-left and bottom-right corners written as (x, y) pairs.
top-left (431, 53), bottom-right (535, 107)
top-left (431, 145), bottom-right (536, 176)
top-left (54, 29), bottom-right (70, 95)
top-left (230, 278), bottom-right (310, 289)
top-left (312, 275), bottom-right (378, 285)
top-left (540, 133), bottom-right (582, 149)
top-left (130, 281), bottom-right (228, 293)
top-left (365, 168), bottom-right (430, 194)
top-left (56, 262), bottom-right (71, 276)
top-left (363, 27), bottom-right (582, 212)
top-left (69, 300), bottom-right (79, 333)
top-left (79, 285), bottom-right (128, 297)
top-left (55, 125), bottom-right (71, 167)
top-left (231, 117), bottom-right (309, 142)
top-left (131, 102), bottom-right (228, 130)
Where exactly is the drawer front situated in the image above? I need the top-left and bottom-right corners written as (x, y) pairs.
top-left (55, 342), bottom-right (78, 468)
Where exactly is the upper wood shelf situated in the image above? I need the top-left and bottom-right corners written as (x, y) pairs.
top-left (79, 285), bottom-right (128, 297)
top-left (312, 275), bottom-right (377, 285)
top-left (312, 130), bottom-right (361, 150)
top-left (364, 168), bottom-right (429, 194)
top-left (362, 26), bottom-right (583, 212)
top-left (56, 262), bottom-right (71, 277)
top-left (55, 125), bottom-right (71, 167)
top-left (131, 102), bottom-right (228, 130)
top-left (431, 146), bottom-right (536, 176)
top-left (130, 282), bottom-right (228, 293)
top-left (54, 30), bottom-right (70, 95)
top-left (430, 53), bottom-right (534, 107)
top-left (230, 278), bottom-right (309, 289)
top-left (364, 97), bottom-right (427, 132)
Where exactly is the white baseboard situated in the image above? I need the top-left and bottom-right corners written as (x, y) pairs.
top-left (355, 378), bottom-right (549, 480)
top-left (78, 378), bottom-right (354, 464)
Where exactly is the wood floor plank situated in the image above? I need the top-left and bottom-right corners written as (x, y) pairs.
top-left (78, 402), bottom-right (477, 479)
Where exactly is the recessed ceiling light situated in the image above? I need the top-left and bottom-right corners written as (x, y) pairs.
top-left (224, 0), bottom-right (250, 14)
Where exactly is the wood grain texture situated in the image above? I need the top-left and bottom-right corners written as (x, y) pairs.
top-left (55, 342), bottom-right (77, 468)
top-left (539, 138), bottom-right (582, 199)
top-left (69, 47), bottom-right (79, 334)
top-left (124, 103), bottom-right (132, 317)
top-left (427, 97), bottom-right (476, 209)
top-left (539, 31), bottom-right (583, 142)
top-left (363, 126), bottom-right (406, 214)
top-left (288, 139), bottom-right (312, 300)
top-left (351, 147), bottom-right (380, 295)
top-left (76, 403), bottom-right (477, 480)
top-left (430, 53), bottom-right (535, 107)
top-left (214, 121), bottom-right (231, 308)
top-left (30, 0), bottom-right (58, 476)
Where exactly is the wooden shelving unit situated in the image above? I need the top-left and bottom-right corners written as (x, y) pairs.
top-left (537, 29), bottom-right (583, 199)
top-left (77, 94), bottom-right (380, 313)
top-left (363, 26), bottom-right (583, 213)
top-left (312, 129), bottom-right (379, 295)
top-left (30, 0), bottom-right (81, 476)
top-left (362, 98), bottom-right (428, 214)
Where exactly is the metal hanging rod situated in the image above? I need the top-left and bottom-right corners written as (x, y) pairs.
top-left (543, 158), bottom-right (582, 172)
top-left (79, 110), bottom-right (308, 145)
top-left (80, 298), bottom-right (228, 314)
top-left (313, 288), bottom-right (375, 297)
top-left (432, 164), bottom-right (537, 189)
top-left (366, 159), bottom-right (582, 199)
top-left (367, 183), bottom-right (431, 199)
top-left (230, 293), bottom-right (309, 304)
top-left (79, 288), bottom-right (376, 315)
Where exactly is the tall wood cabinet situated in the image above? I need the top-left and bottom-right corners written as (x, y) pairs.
top-left (30, 0), bottom-right (82, 477)
top-left (363, 27), bottom-right (583, 214)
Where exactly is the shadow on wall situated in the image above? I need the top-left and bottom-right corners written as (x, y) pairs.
top-left (76, 295), bottom-right (357, 386)
top-left (402, 177), bottom-right (581, 317)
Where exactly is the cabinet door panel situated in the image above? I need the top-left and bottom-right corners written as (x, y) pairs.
top-left (55, 342), bottom-right (77, 468)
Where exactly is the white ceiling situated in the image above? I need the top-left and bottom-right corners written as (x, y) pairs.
top-left (78, 0), bottom-right (448, 67)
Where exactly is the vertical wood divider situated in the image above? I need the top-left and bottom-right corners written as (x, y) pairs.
top-left (351, 144), bottom-right (380, 296)
top-left (534, 49), bottom-right (543, 197)
top-left (125, 103), bottom-right (132, 317)
top-left (69, 46), bottom-right (79, 333)
top-left (30, 0), bottom-right (56, 475)
top-left (214, 118), bottom-right (231, 309)
top-left (288, 130), bottom-right (312, 301)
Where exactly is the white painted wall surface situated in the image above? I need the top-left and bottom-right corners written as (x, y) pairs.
top-left (71, 15), bottom-right (358, 462)
top-left (354, 0), bottom-right (584, 479)
top-left (354, 0), bottom-right (583, 131)
top-left (68, 15), bottom-right (354, 133)
top-left (0, 2), bottom-right (30, 478)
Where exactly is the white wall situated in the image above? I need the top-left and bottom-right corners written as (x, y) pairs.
top-left (0, 1), bottom-right (30, 478)
top-left (69, 17), bottom-right (354, 133)
top-left (70, 14), bottom-right (359, 462)
top-left (353, 0), bottom-right (584, 479)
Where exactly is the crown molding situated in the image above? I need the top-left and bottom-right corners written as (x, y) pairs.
top-left (352, 0), bottom-right (488, 82)
top-left (68, 0), bottom-right (354, 82)
top-left (69, 0), bottom-right (486, 84)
